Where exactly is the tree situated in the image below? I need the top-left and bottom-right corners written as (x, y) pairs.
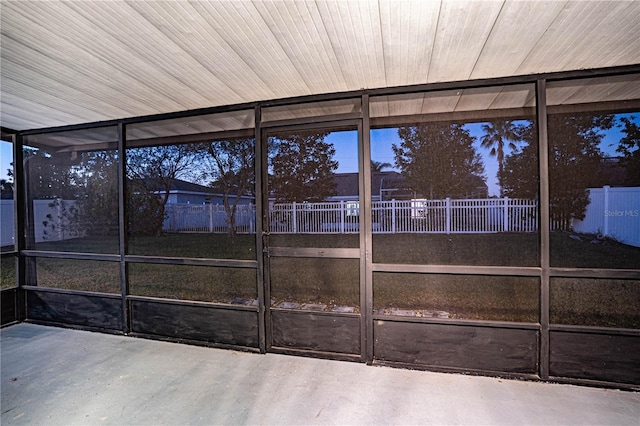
top-left (548, 113), bottom-right (613, 229)
top-left (616, 116), bottom-right (640, 185)
top-left (76, 150), bottom-right (119, 236)
top-left (269, 131), bottom-right (338, 202)
top-left (126, 144), bottom-right (198, 235)
top-left (200, 138), bottom-right (255, 236)
top-left (371, 160), bottom-right (392, 173)
top-left (393, 122), bottom-right (485, 199)
top-left (480, 120), bottom-right (521, 196)
top-left (0, 178), bottom-right (12, 197)
top-left (26, 148), bottom-right (120, 240)
top-left (499, 120), bottom-right (537, 198)
top-left (24, 147), bottom-right (80, 200)
top-left (501, 114), bottom-right (613, 230)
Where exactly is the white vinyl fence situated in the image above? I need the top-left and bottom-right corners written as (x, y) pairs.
top-left (2, 188), bottom-right (637, 247)
top-left (571, 186), bottom-right (640, 248)
top-left (1, 200), bottom-right (14, 246)
top-left (270, 200), bottom-right (361, 234)
top-left (164, 203), bottom-right (256, 233)
top-left (163, 198), bottom-right (538, 235)
top-left (371, 198), bottom-right (538, 234)
top-left (1, 199), bottom-right (81, 246)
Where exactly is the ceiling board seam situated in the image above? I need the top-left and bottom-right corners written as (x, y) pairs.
top-left (0, 34), bottom-right (160, 114)
top-left (314, 0), bottom-right (351, 90)
top-left (468, 0), bottom-right (506, 81)
top-left (85, 1), bottom-right (229, 107)
top-left (377, 0), bottom-right (388, 88)
top-left (513, 0), bottom-right (568, 75)
top-left (1, 77), bottom-right (132, 119)
top-left (188, 2), bottom-right (279, 100)
top-left (342, 2), bottom-right (364, 88)
top-left (126, 1), bottom-right (248, 103)
top-left (57, 2), bottom-right (207, 108)
top-left (6, 2), bottom-right (203, 111)
top-left (210, 1), bottom-right (309, 97)
top-left (423, 0), bottom-right (442, 112)
top-left (307, 0), bottom-right (349, 91)
top-left (252, 1), bottom-right (314, 95)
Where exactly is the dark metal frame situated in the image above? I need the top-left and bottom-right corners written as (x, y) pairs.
top-left (261, 116), bottom-right (365, 357)
top-left (7, 64), bottom-right (640, 390)
top-left (536, 79), bottom-right (551, 379)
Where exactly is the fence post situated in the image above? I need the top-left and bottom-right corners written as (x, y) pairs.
top-left (391, 199), bottom-right (396, 234)
top-left (340, 200), bottom-right (345, 234)
top-left (292, 202), bottom-right (297, 234)
top-left (250, 204), bottom-right (255, 234)
top-left (445, 197), bottom-right (451, 234)
top-left (56, 198), bottom-right (63, 240)
top-left (503, 197), bottom-right (509, 233)
top-left (209, 204), bottom-right (214, 233)
top-left (603, 185), bottom-right (609, 237)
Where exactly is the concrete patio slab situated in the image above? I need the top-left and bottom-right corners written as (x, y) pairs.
top-left (1, 323), bottom-right (638, 425)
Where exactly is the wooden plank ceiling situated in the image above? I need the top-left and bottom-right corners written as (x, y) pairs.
top-left (1, 0), bottom-right (639, 131)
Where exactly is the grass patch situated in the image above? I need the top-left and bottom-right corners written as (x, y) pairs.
top-left (1, 254), bottom-right (16, 289)
top-left (551, 277), bottom-right (640, 328)
top-left (31, 231), bottom-right (640, 268)
top-left (373, 233), bottom-right (539, 266)
top-left (17, 231), bottom-right (640, 326)
top-left (270, 257), bottom-right (360, 309)
top-left (33, 236), bottom-right (119, 254)
top-left (129, 263), bottom-right (257, 303)
top-left (374, 273), bottom-right (539, 323)
top-left (128, 233), bottom-right (257, 259)
top-left (32, 258), bottom-right (120, 293)
top-left (270, 234), bottom-right (359, 248)
top-left (33, 233), bottom-right (257, 259)
top-left (550, 232), bottom-right (640, 269)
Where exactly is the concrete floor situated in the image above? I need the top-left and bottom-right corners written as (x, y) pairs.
top-left (1, 323), bottom-right (639, 426)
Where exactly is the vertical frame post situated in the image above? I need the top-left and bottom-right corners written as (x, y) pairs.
top-left (255, 105), bottom-right (267, 354)
top-left (603, 185), bottom-right (610, 237)
top-left (118, 122), bottom-right (130, 334)
top-left (20, 133), bottom-right (37, 287)
top-left (360, 94), bottom-right (374, 364)
top-left (536, 79), bottom-right (550, 379)
top-left (13, 133), bottom-right (26, 320)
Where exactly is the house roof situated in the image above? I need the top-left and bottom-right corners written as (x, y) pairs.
top-left (2, 1), bottom-right (639, 132)
top-left (167, 179), bottom-right (214, 194)
top-left (141, 178), bottom-right (213, 195)
top-left (151, 178), bottom-right (256, 200)
top-left (332, 171), bottom-right (487, 199)
top-left (332, 172), bottom-right (403, 198)
top-left (597, 157), bottom-right (637, 187)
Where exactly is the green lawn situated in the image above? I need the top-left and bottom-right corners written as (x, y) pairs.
top-left (550, 231), bottom-right (640, 269)
top-left (3, 231), bottom-right (639, 327)
top-left (270, 257), bottom-right (360, 310)
top-left (374, 273), bottom-right (540, 323)
top-left (1, 254), bottom-right (16, 290)
top-left (128, 263), bottom-right (257, 302)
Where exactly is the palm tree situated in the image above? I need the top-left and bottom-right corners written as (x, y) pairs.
top-left (480, 120), bottom-right (520, 196)
top-left (371, 160), bottom-right (392, 173)
top-left (0, 178), bottom-right (12, 195)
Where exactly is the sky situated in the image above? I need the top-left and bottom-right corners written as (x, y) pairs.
top-left (330, 113), bottom-right (637, 197)
top-left (1, 113), bottom-right (635, 196)
top-left (327, 126), bottom-right (504, 196)
top-left (0, 140), bottom-right (12, 183)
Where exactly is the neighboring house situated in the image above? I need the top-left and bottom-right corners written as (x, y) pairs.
top-left (328, 172), bottom-right (489, 202)
top-left (156, 179), bottom-right (256, 233)
top-left (597, 157), bottom-right (636, 187)
top-left (151, 178), bottom-right (255, 206)
top-left (1, 189), bottom-right (13, 200)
